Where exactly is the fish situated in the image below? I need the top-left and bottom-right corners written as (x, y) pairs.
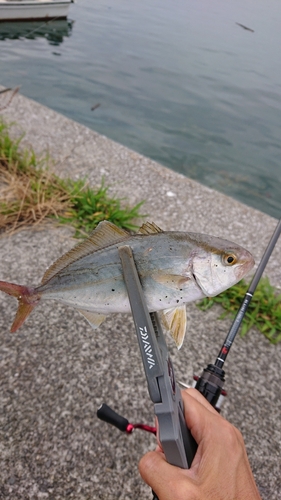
top-left (0, 221), bottom-right (254, 348)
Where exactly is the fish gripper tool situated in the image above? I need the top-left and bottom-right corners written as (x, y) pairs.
top-left (117, 244), bottom-right (197, 470)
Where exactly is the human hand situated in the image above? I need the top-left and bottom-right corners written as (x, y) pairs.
top-left (139, 388), bottom-right (261, 500)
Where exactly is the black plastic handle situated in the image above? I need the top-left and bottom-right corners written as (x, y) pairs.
top-left (97, 403), bottom-right (129, 432)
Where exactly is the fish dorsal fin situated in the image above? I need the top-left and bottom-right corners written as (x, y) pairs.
top-left (138, 221), bottom-right (163, 235)
top-left (41, 221), bottom-right (129, 284)
top-left (160, 305), bottom-right (187, 349)
top-left (78, 309), bottom-right (107, 329)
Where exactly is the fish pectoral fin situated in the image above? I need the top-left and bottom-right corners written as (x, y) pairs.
top-left (78, 309), bottom-right (107, 329)
top-left (160, 305), bottom-right (187, 349)
top-left (152, 272), bottom-right (190, 290)
top-left (138, 221), bottom-right (163, 234)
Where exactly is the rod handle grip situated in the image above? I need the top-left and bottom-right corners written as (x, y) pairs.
top-left (97, 403), bottom-right (129, 432)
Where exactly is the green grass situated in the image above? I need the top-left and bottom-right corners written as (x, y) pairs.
top-left (0, 119), bottom-right (145, 236)
top-left (197, 277), bottom-right (281, 344)
top-left (57, 178), bottom-right (145, 238)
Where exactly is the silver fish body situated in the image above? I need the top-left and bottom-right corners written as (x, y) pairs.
top-left (38, 232), bottom-right (207, 312)
top-left (0, 221), bottom-right (254, 347)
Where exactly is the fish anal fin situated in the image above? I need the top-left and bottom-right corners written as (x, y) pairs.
top-left (160, 305), bottom-right (187, 349)
top-left (42, 221), bottom-right (129, 284)
top-left (78, 309), bottom-right (107, 329)
top-left (138, 222), bottom-right (163, 235)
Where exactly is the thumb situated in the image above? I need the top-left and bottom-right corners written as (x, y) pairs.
top-left (139, 449), bottom-right (195, 500)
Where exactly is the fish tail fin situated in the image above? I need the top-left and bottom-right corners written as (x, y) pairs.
top-left (0, 281), bottom-right (40, 332)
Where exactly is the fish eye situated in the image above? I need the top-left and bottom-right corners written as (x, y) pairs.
top-left (223, 253), bottom-right (237, 266)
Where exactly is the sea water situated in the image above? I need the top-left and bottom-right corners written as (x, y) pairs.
top-left (0, 0), bottom-right (280, 218)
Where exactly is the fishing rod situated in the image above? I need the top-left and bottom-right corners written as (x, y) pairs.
top-left (195, 217), bottom-right (281, 407)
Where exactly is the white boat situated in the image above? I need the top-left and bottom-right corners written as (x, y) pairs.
top-left (0, 0), bottom-right (74, 22)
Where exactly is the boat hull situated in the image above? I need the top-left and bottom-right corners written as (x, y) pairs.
top-left (0, 1), bottom-right (72, 22)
